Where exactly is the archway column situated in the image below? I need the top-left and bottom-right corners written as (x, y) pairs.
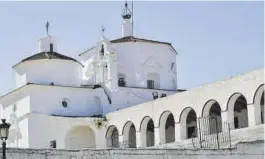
top-left (136, 131), bottom-right (141, 148)
top-left (119, 135), bottom-right (123, 147)
top-left (154, 127), bottom-right (161, 146)
top-left (175, 123), bottom-right (181, 141)
top-left (221, 111), bottom-right (234, 130)
top-left (247, 103), bottom-right (261, 126)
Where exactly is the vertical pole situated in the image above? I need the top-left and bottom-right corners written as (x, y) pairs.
top-left (228, 122), bottom-right (232, 148)
top-left (2, 141), bottom-right (6, 159)
top-left (214, 116), bottom-right (220, 149)
top-left (198, 118), bottom-right (202, 148)
top-left (131, 0), bottom-right (134, 36)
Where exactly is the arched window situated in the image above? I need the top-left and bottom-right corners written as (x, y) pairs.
top-left (122, 121), bottom-right (136, 148)
top-left (253, 85), bottom-right (264, 125)
top-left (106, 125), bottom-right (119, 148)
top-left (140, 116), bottom-right (155, 147)
top-left (261, 92), bottom-right (264, 123)
top-left (202, 100), bottom-right (222, 134)
top-left (227, 93), bottom-right (248, 129)
top-left (99, 44), bottom-right (104, 59)
top-left (159, 111), bottom-right (175, 144)
top-left (179, 107), bottom-right (197, 139)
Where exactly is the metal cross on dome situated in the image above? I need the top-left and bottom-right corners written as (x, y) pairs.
top-left (46, 21), bottom-right (49, 35)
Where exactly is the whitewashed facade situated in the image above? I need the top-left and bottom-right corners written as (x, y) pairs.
top-left (0, 2), bottom-right (263, 150)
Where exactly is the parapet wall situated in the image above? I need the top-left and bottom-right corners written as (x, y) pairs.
top-left (2, 140), bottom-right (264, 159)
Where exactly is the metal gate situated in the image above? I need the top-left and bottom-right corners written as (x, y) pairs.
top-left (192, 115), bottom-right (231, 149)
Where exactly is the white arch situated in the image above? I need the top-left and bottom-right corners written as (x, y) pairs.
top-left (202, 100), bottom-right (221, 117)
top-left (122, 121), bottom-right (136, 148)
top-left (159, 111), bottom-right (175, 144)
top-left (227, 93), bottom-right (248, 129)
top-left (179, 107), bottom-right (197, 139)
top-left (106, 125), bottom-right (119, 148)
top-left (64, 126), bottom-right (96, 149)
top-left (140, 116), bottom-right (154, 147)
top-left (202, 100), bottom-right (222, 133)
top-left (253, 85), bottom-right (264, 125)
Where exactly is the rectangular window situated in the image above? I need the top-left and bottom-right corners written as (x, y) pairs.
top-left (49, 43), bottom-right (53, 52)
top-left (147, 80), bottom-right (155, 89)
top-left (50, 140), bottom-right (56, 148)
top-left (118, 77), bottom-right (126, 87)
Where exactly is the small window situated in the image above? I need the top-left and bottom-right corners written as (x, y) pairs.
top-left (118, 77), bottom-right (126, 87)
top-left (62, 98), bottom-right (69, 108)
top-left (118, 74), bottom-right (126, 87)
top-left (161, 93), bottom-right (167, 98)
top-left (12, 104), bottom-right (17, 112)
top-left (49, 43), bottom-right (54, 52)
top-left (170, 62), bottom-right (175, 70)
top-left (147, 80), bottom-right (155, 89)
top-left (62, 101), bottom-right (67, 108)
top-left (99, 44), bottom-right (104, 59)
top-left (50, 140), bottom-right (56, 148)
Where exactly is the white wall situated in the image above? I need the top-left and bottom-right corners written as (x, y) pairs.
top-left (27, 113), bottom-right (106, 149)
top-left (79, 41), bottom-right (178, 90)
top-left (109, 87), bottom-right (176, 112)
top-left (79, 47), bottom-right (98, 85)
top-left (14, 59), bottom-right (82, 88)
top-left (106, 69), bottom-right (263, 145)
top-left (39, 35), bottom-right (58, 52)
top-left (30, 85), bottom-right (109, 117)
top-left (14, 71), bottom-right (26, 88)
top-left (114, 42), bottom-right (177, 90)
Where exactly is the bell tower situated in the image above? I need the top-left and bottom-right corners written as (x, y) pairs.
top-left (121, 1), bottom-right (133, 37)
top-left (38, 21), bottom-right (57, 52)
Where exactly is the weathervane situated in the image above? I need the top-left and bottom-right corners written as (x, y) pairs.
top-left (46, 21), bottom-right (49, 35)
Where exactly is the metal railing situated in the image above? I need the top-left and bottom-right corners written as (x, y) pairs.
top-left (106, 138), bottom-right (137, 148)
top-left (192, 115), bottom-right (231, 149)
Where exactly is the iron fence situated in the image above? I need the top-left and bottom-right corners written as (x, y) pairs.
top-left (106, 138), bottom-right (137, 148)
top-left (192, 115), bottom-right (231, 149)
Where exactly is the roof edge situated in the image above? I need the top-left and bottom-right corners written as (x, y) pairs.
top-left (13, 52), bottom-right (84, 69)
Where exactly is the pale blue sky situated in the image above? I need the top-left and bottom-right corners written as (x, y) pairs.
top-left (0, 1), bottom-right (263, 95)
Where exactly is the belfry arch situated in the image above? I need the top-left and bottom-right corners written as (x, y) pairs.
top-left (227, 93), bottom-right (248, 129)
top-left (159, 111), bottom-right (175, 144)
top-left (253, 84), bottom-right (264, 125)
top-left (64, 126), bottom-right (96, 149)
top-left (140, 116), bottom-right (155, 147)
top-left (105, 125), bottom-right (119, 148)
top-left (179, 107), bottom-right (197, 139)
top-left (122, 121), bottom-right (136, 148)
top-left (202, 100), bottom-right (222, 133)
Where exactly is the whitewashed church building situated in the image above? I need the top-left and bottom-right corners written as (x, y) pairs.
top-left (0, 2), bottom-right (263, 150)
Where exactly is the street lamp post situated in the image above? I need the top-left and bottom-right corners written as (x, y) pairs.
top-left (0, 119), bottom-right (10, 159)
